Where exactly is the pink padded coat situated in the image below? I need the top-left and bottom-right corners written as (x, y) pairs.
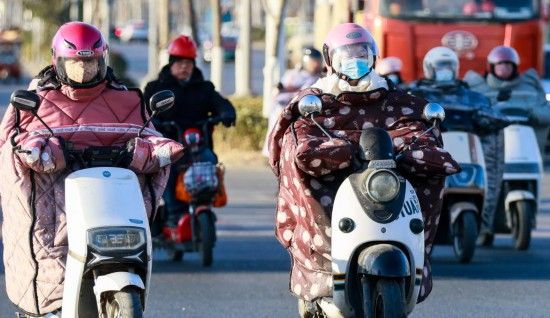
top-left (0, 78), bottom-right (183, 315)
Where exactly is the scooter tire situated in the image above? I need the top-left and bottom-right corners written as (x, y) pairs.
top-left (512, 200), bottom-right (534, 250)
top-left (452, 210), bottom-right (478, 263)
top-left (105, 287), bottom-right (143, 318)
top-left (362, 277), bottom-right (405, 318)
top-left (198, 212), bottom-right (215, 267)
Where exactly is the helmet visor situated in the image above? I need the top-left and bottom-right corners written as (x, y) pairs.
top-left (56, 55), bottom-right (107, 87)
top-left (331, 42), bottom-right (377, 73)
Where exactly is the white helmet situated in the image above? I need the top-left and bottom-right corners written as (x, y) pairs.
top-left (423, 46), bottom-right (459, 81)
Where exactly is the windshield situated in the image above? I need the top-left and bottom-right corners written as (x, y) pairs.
top-left (380, 0), bottom-right (539, 21)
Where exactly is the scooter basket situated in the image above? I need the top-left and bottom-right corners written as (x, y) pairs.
top-left (183, 162), bottom-right (219, 195)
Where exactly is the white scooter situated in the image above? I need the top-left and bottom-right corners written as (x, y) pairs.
top-left (439, 104), bottom-right (487, 263)
top-left (11, 89), bottom-right (175, 318)
top-left (492, 104), bottom-right (543, 250)
top-left (297, 96), bottom-right (445, 317)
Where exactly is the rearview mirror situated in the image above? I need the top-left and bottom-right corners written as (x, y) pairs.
top-left (10, 90), bottom-right (41, 113)
top-left (422, 103), bottom-right (445, 123)
top-left (298, 95), bottom-right (322, 117)
top-left (149, 90), bottom-right (175, 114)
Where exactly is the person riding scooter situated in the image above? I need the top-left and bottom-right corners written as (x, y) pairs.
top-left (0, 22), bottom-right (183, 316)
top-left (464, 45), bottom-right (550, 159)
top-left (262, 46), bottom-right (324, 157)
top-left (376, 56), bottom-right (404, 87)
top-left (268, 23), bottom-right (460, 317)
top-left (143, 35), bottom-right (236, 228)
top-left (408, 46), bottom-right (507, 248)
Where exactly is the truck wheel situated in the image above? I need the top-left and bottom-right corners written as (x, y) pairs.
top-left (511, 200), bottom-right (534, 250)
top-left (198, 212), bottom-right (215, 267)
top-left (452, 210), bottom-right (478, 263)
top-left (362, 277), bottom-right (405, 318)
top-left (105, 288), bottom-right (143, 318)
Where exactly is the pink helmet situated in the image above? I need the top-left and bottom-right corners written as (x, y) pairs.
top-left (322, 23), bottom-right (378, 78)
top-left (487, 45), bottom-right (520, 66)
top-left (377, 57), bottom-right (403, 76)
top-left (51, 22), bottom-right (108, 87)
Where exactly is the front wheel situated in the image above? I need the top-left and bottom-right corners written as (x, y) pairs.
top-left (362, 277), bottom-right (406, 318)
top-left (198, 212), bottom-right (215, 267)
top-left (104, 288), bottom-right (143, 318)
top-left (511, 200), bottom-right (534, 250)
top-left (452, 210), bottom-right (478, 263)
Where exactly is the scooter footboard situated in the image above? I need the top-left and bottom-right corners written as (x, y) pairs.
top-left (357, 244), bottom-right (410, 277)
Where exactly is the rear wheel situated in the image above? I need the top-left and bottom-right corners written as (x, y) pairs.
top-left (105, 288), bottom-right (143, 318)
top-left (511, 200), bottom-right (534, 250)
top-left (198, 212), bottom-right (215, 267)
top-left (362, 277), bottom-right (405, 318)
top-left (452, 210), bottom-right (478, 263)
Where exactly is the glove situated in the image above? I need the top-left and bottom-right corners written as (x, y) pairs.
top-left (117, 138), bottom-right (137, 168)
top-left (221, 116), bottom-right (236, 128)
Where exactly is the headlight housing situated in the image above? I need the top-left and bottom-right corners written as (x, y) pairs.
top-left (365, 170), bottom-right (400, 203)
top-left (88, 227), bottom-right (146, 251)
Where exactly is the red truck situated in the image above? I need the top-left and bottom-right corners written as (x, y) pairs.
top-left (362, 0), bottom-right (548, 81)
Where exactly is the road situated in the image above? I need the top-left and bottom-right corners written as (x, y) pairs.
top-left (0, 46), bottom-right (549, 317)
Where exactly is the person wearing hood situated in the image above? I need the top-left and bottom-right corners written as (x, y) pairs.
top-left (376, 56), bottom-right (405, 87)
top-left (143, 35), bottom-right (236, 227)
top-left (408, 46), bottom-right (507, 246)
top-left (0, 22), bottom-right (184, 316)
top-left (464, 45), bottom-right (550, 159)
top-left (268, 23), bottom-right (460, 317)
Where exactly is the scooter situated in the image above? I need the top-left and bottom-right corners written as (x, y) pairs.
top-left (10, 89), bottom-right (175, 318)
top-left (152, 118), bottom-right (222, 266)
top-left (492, 103), bottom-right (543, 250)
top-left (297, 95), bottom-right (445, 317)
top-left (439, 104), bottom-right (487, 263)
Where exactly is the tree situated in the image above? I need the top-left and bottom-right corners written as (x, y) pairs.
top-left (235, 0), bottom-right (252, 96)
top-left (210, 0), bottom-right (224, 91)
top-left (262, 0), bottom-right (288, 117)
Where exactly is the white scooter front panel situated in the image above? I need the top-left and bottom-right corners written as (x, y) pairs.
top-left (504, 124), bottom-right (543, 183)
top-left (331, 176), bottom-right (424, 314)
top-left (63, 167), bottom-right (152, 316)
top-left (442, 131), bottom-right (486, 168)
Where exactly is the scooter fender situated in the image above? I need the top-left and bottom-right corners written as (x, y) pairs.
top-left (93, 271), bottom-right (145, 303)
top-left (357, 244), bottom-right (410, 277)
top-left (449, 202), bottom-right (479, 225)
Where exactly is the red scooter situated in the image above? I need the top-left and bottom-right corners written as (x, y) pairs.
top-left (153, 118), bottom-right (226, 267)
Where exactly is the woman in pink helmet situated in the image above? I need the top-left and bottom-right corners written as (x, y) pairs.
top-left (268, 23), bottom-right (459, 317)
top-left (0, 22), bottom-right (184, 316)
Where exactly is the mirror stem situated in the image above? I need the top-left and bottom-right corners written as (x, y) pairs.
top-left (33, 113), bottom-right (54, 136)
top-left (138, 111), bottom-right (157, 138)
top-left (310, 114), bottom-right (333, 141)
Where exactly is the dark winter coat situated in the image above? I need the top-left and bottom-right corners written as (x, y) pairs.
top-left (143, 65), bottom-right (236, 141)
top-left (268, 84), bottom-right (460, 302)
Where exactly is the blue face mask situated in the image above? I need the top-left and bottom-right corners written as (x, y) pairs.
top-left (340, 58), bottom-right (372, 80)
top-left (434, 69), bottom-right (454, 82)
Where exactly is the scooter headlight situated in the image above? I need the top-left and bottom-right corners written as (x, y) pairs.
top-left (88, 227), bottom-right (146, 251)
top-left (366, 170), bottom-right (400, 203)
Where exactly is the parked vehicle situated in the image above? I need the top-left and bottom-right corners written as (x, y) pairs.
top-left (11, 89), bottom-right (175, 318)
top-left (0, 28), bottom-right (22, 82)
top-left (297, 95), bottom-right (445, 317)
top-left (492, 103), bottom-right (543, 250)
top-left (153, 118), bottom-right (225, 267)
top-left (115, 20), bottom-right (148, 42)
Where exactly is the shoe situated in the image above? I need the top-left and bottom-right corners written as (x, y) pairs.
top-left (477, 232), bottom-right (494, 246)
